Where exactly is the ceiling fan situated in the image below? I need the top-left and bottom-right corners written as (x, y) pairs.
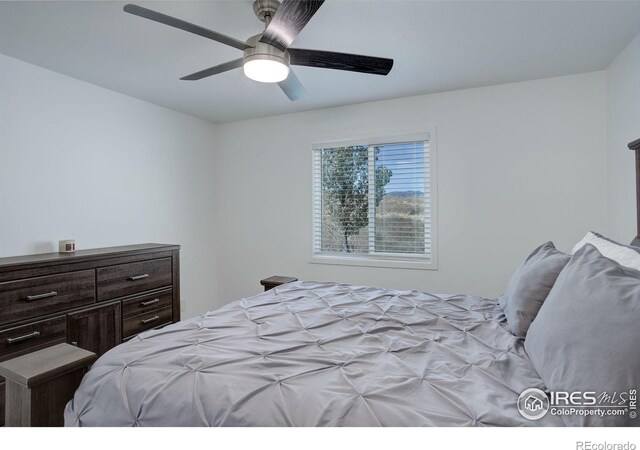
top-left (123, 0), bottom-right (394, 101)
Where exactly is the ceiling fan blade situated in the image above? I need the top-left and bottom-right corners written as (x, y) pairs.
top-left (123, 4), bottom-right (250, 51)
top-left (259, 0), bottom-right (325, 51)
top-left (278, 70), bottom-right (307, 101)
top-left (180, 58), bottom-right (244, 81)
top-left (288, 48), bottom-right (393, 76)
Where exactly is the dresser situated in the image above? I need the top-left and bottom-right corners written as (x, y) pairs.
top-left (0, 243), bottom-right (180, 426)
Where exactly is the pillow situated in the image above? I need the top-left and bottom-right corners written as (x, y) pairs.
top-left (525, 244), bottom-right (640, 426)
top-left (571, 231), bottom-right (640, 271)
top-left (498, 242), bottom-right (570, 338)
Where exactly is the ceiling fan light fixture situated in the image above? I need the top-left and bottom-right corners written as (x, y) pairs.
top-left (243, 55), bottom-right (290, 83)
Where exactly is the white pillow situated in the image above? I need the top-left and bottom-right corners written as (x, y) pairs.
top-left (571, 231), bottom-right (640, 271)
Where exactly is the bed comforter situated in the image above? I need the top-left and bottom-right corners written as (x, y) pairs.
top-left (64, 281), bottom-right (562, 426)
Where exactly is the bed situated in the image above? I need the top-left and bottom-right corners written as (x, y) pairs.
top-left (64, 139), bottom-right (640, 427)
top-left (64, 281), bottom-right (563, 426)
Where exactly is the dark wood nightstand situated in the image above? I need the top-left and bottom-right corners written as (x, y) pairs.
top-left (260, 276), bottom-right (298, 292)
top-left (0, 343), bottom-right (96, 426)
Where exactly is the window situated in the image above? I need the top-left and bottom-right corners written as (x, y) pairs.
top-left (312, 132), bottom-right (436, 269)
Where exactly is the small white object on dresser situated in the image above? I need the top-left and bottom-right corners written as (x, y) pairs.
top-left (59, 239), bottom-right (76, 253)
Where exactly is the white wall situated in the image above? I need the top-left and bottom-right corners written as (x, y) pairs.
top-left (606, 33), bottom-right (640, 243)
top-left (213, 72), bottom-right (608, 306)
top-left (0, 54), bottom-right (217, 318)
top-left (0, 51), bottom-right (614, 314)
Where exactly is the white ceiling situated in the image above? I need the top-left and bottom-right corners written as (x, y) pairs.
top-left (1, 0), bottom-right (639, 123)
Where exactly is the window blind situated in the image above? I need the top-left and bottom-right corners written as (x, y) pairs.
top-left (312, 137), bottom-right (432, 261)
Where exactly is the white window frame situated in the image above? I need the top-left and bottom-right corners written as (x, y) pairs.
top-left (310, 129), bottom-right (438, 271)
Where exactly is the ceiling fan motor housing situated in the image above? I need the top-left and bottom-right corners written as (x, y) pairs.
top-left (243, 34), bottom-right (290, 68)
top-left (253, 0), bottom-right (281, 23)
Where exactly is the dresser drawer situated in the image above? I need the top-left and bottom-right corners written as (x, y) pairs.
top-left (97, 258), bottom-right (172, 301)
top-left (0, 270), bottom-right (95, 327)
top-left (122, 289), bottom-right (173, 319)
top-left (123, 306), bottom-right (172, 339)
top-left (0, 316), bottom-right (66, 361)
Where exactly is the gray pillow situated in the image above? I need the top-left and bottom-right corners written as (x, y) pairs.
top-left (525, 244), bottom-right (640, 426)
top-left (499, 242), bottom-right (570, 338)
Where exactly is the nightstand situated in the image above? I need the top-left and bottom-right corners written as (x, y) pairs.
top-left (0, 343), bottom-right (96, 426)
top-left (260, 276), bottom-right (298, 292)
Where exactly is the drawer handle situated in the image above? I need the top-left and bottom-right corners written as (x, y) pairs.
top-left (25, 291), bottom-right (58, 302)
top-left (7, 331), bottom-right (41, 345)
top-left (141, 315), bottom-right (160, 325)
top-left (141, 299), bottom-right (160, 307)
top-left (129, 274), bottom-right (149, 281)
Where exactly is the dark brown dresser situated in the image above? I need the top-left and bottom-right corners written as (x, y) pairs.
top-left (0, 243), bottom-right (180, 426)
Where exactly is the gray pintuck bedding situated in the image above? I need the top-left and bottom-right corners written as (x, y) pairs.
top-left (65, 281), bottom-right (562, 426)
